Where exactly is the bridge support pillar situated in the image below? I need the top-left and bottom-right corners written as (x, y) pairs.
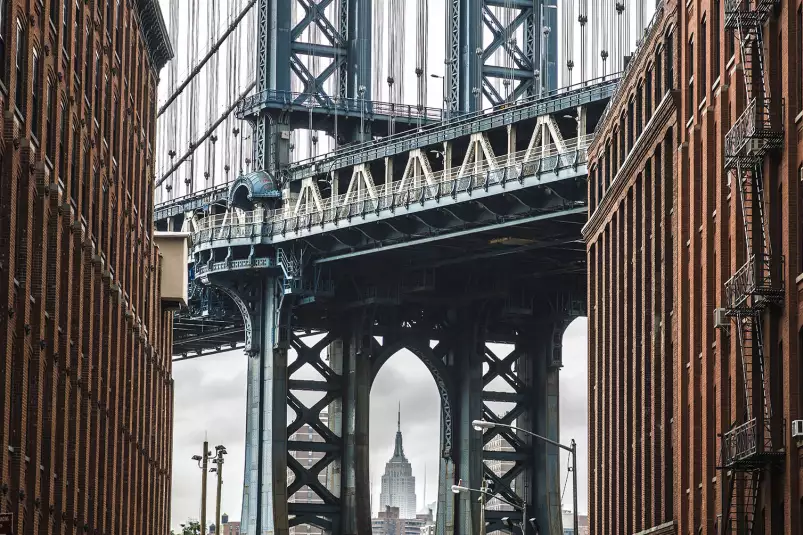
top-left (576, 106), bottom-right (588, 137)
top-left (449, 309), bottom-right (487, 535)
top-left (339, 322), bottom-right (373, 535)
top-left (212, 275), bottom-right (290, 535)
top-left (518, 323), bottom-right (564, 535)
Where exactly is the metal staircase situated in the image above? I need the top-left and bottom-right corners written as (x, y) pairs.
top-left (720, 2), bottom-right (783, 533)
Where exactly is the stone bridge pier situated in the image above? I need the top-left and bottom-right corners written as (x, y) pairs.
top-left (198, 253), bottom-right (584, 535)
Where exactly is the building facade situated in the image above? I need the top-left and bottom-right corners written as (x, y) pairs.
top-left (584, 0), bottom-right (803, 534)
top-left (0, 0), bottom-right (174, 534)
top-left (371, 506), bottom-right (433, 535)
top-left (379, 409), bottom-right (417, 519)
top-left (288, 411), bottom-right (330, 535)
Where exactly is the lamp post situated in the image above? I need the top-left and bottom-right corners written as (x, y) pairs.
top-left (451, 480), bottom-right (534, 535)
top-left (430, 74), bottom-right (446, 123)
top-left (210, 445), bottom-right (228, 535)
top-left (472, 419), bottom-right (578, 535)
top-left (192, 441), bottom-right (213, 535)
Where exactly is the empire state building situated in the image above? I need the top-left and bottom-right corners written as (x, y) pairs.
top-left (379, 407), bottom-right (417, 518)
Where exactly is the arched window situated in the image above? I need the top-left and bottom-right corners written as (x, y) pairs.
top-left (14, 17), bottom-right (24, 113)
top-left (0, 0), bottom-right (7, 87)
top-left (31, 47), bottom-right (40, 137)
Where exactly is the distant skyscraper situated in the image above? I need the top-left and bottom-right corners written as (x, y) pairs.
top-left (379, 407), bottom-right (417, 519)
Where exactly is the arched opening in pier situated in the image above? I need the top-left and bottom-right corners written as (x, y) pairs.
top-left (559, 317), bottom-right (589, 527)
top-left (370, 346), bottom-right (442, 523)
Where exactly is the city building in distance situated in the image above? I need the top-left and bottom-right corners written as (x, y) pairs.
top-left (584, 0), bottom-right (803, 533)
top-left (371, 506), bottom-right (433, 535)
top-left (0, 0), bottom-right (175, 534)
top-left (379, 407), bottom-right (417, 519)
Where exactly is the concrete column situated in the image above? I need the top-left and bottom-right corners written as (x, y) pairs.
top-left (507, 125), bottom-right (517, 166)
top-left (518, 324), bottom-right (563, 535)
top-left (451, 309), bottom-right (486, 535)
top-left (385, 157), bottom-right (394, 196)
top-left (577, 106), bottom-right (588, 138)
top-left (222, 276), bottom-right (288, 535)
top-left (341, 326), bottom-right (372, 535)
top-left (326, 339), bottom-right (344, 497)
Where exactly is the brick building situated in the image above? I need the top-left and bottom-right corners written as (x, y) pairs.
top-left (584, 0), bottom-right (803, 534)
top-left (0, 0), bottom-right (174, 534)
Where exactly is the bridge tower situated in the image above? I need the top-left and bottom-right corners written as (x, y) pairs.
top-left (447, 0), bottom-right (559, 113)
top-left (190, 2), bottom-right (584, 534)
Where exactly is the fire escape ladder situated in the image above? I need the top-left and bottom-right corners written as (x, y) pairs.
top-left (723, 470), bottom-right (762, 535)
top-left (720, 3), bottom-right (784, 535)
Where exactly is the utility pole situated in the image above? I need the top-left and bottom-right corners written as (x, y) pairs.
top-left (211, 445), bottom-right (228, 534)
top-left (201, 440), bottom-right (209, 535)
top-left (193, 441), bottom-right (211, 535)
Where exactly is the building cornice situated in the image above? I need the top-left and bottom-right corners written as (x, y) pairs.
top-left (589, 0), bottom-right (676, 157)
top-left (135, 0), bottom-right (174, 72)
top-left (582, 90), bottom-right (677, 242)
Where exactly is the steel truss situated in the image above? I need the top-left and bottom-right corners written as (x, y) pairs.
top-left (447, 0), bottom-right (557, 112)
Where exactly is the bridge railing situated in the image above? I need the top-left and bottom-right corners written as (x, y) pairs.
top-left (191, 135), bottom-right (592, 243)
top-left (236, 89), bottom-right (446, 121)
top-left (289, 75), bottom-right (619, 173)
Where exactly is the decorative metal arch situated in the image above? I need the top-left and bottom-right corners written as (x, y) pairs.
top-left (369, 338), bottom-right (455, 459)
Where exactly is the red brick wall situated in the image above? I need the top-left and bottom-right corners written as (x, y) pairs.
top-left (0, 1), bottom-right (173, 534)
top-left (585, 0), bottom-right (803, 534)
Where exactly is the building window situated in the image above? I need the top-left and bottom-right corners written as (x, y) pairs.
top-left (106, 0), bottom-right (113, 34)
top-left (46, 81), bottom-right (55, 161)
top-left (59, 100), bottom-right (67, 181)
top-left (799, 166), bottom-right (803, 275)
top-left (70, 122), bottom-right (78, 204)
top-left (81, 146), bottom-right (89, 220)
top-left (666, 31), bottom-right (674, 91)
top-left (73, 1), bottom-right (81, 69)
top-left (797, 6), bottom-right (802, 115)
top-left (646, 68), bottom-right (653, 119)
top-left (701, 18), bottom-right (707, 97)
top-left (0, 0), bottom-right (6, 87)
top-left (713, 0), bottom-right (721, 82)
top-left (111, 94), bottom-right (118, 155)
top-left (49, 0), bottom-right (58, 27)
top-left (94, 51), bottom-right (100, 121)
top-left (727, 27), bottom-right (735, 60)
top-left (84, 28), bottom-right (91, 100)
top-left (687, 35), bottom-right (694, 121)
top-left (14, 18), bottom-right (24, 114)
top-left (61, 1), bottom-right (69, 53)
top-left (655, 48), bottom-right (663, 102)
top-left (104, 75), bottom-right (110, 142)
top-left (31, 48), bottom-right (40, 138)
top-left (115, 0), bottom-right (122, 56)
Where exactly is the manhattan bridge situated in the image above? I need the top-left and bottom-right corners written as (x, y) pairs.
top-left (153, 1), bottom-right (658, 534)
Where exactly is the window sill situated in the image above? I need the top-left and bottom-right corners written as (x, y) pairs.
top-left (698, 97), bottom-right (707, 111)
top-left (795, 110), bottom-right (803, 127)
top-left (711, 76), bottom-right (721, 93)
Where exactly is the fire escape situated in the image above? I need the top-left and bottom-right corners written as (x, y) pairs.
top-left (720, 1), bottom-right (784, 533)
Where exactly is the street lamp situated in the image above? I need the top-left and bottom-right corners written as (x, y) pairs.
top-left (211, 445), bottom-right (228, 535)
top-left (451, 480), bottom-right (537, 535)
top-left (430, 74), bottom-right (447, 123)
top-left (472, 420), bottom-right (578, 535)
top-left (192, 441), bottom-right (214, 535)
